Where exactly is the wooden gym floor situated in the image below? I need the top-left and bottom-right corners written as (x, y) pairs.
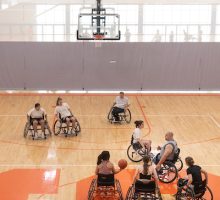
top-left (0, 94), bottom-right (219, 200)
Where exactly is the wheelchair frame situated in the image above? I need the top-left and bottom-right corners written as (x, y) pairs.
top-left (53, 114), bottom-right (81, 137)
top-left (108, 107), bottom-right (131, 124)
top-left (23, 116), bottom-right (52, 140)
top-left (127, 143), bottom-right (179, 183)
top-left (175, 180), bottom-right (213, 200)
top-left (88, 174), bottom-right (123, 200)
top-left (125, 180), bottom-right (162, 200)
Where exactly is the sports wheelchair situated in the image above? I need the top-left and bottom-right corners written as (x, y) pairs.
top-left (108, 107), bottom-right (131, 124)
top-left (23, 116), bottom-right (52, 140)
top-left (88, 174), bottom-right (123, 200)
top-left (127, 139), bottom-right (179, 183)
top-left (53, 114), bottom-right (81, 137)
top-left (175, 179), bottom-right (213, 200)
top-left (125, 179), bottom-right (162, 200)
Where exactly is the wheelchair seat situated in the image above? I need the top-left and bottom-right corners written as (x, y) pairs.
top-left (135, 179), bottom-right (156, 193)
top-left (24, 115), bottom-right (52, 139)
top-left (88, 174), bottom-right (123, 200)
top-left (176, 178), bottom-right (213, 200)
top-left (54, 113), bottom-right (81, 137)
top-left (108, 107), bottom-right (131, 124)
top-left (194, 180), bottom-right (207, 196)
top-left (126, 179), bottom-right (162, 200)
top-left (97, 174), bottom-right (115, 187)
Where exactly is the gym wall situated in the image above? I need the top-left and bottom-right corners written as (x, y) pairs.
top-left (0, 42), bottom-right (219, 91)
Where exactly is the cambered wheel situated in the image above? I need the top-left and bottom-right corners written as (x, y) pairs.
top-left (127, 145), bottom-right (143, 162)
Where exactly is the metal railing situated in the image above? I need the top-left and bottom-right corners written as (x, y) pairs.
top-left (0, 23), bottom-right (220, 42)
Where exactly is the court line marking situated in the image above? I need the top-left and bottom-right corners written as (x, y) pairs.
top-left (135, 95), bottom-right (151, 136)
top-left (208, 114), bottom-right (220, 129)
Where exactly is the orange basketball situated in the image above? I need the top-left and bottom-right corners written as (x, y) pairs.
top-left (118, 159), bottom-right (127, 169)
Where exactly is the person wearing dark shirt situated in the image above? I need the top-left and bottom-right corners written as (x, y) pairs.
top-left (184, 156), bottom-right (208, 193)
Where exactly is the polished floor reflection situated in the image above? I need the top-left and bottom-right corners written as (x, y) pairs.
top-left (0, 94), bottom-right (219, 199)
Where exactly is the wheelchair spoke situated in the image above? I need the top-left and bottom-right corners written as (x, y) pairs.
top-left (127, 145), bottom-right (143, 162)
top-left (158, 162), bottom-right (177, 183)
top-left (175, 158), bottom-right (183, 172)
top-left (54, 120), bottom-right (62, 135)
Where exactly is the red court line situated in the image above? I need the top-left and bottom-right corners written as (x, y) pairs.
top-left (135, 95), bottom-right (151, 137)
top-left (181, 136), bottom-right (220, 146)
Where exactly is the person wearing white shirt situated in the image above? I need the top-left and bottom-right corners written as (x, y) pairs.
top-left (132, 120), bottom-right (152, 153)
top-left (54, 97), bottom-right (76, 134)
top-left (112, 92), bottom-right (129, 121)
top-left (27, 103), bottom-right (47, 138)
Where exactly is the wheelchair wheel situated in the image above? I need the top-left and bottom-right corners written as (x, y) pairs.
top-left (175, 158), bottom-right (183, 172)
top-left (158, 161), bottom-right (178, 183)
top-left (204, 186), bottom-right (213, 200)
top-left (125, 185), bottom-right (135, 200)
top-left (23, 122), bottom-right (30, 138)
top-left (45, 122), bottom-right (52, 136)
top-left (107, 107), bottom-right (114, 123)
top-left (127, 145), bottom-right (143, 162)
top-left (175, 187), bottom-right (194, 200)
top-left (74, 120), bottom-right (81, 135)
top-left (54, 120), bottom-right (62, 136)
top-left (88, 179), bottom-right (97, 200)
top-left (115, 179), bottom-right (123, 200)
top-left (124, 109), bottom-right (131, 124)
top-left (195, 185), bottom-right (213, 200)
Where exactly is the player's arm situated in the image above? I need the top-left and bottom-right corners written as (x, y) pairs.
top-left (152, 166), bottom-right (160, 187)
top-left (186, 174), bottom-right (193, 188)
top-left (54, 108), bottom-right (59, 120)
top-left (95, 166), bottom-right (99, 175)
top-left (27, 114), bottom-right (31, 123)
top-left (27, 110), bottom-right (32, 123)
top-left (66, 103), bottom-right (73, 116)
top-left (201, 168), bottom-right (208, 184)
top-left (112, 164), bottom-right (122, 174)
top-left (43, 109), bottom-right (47, 121)
top-left (112, 97), bottom-right (117, 107)
top-left (68, 108), bottom-right (73, 116)
top-left (157, 144), bottom-right (173, 166)
top-left (124, 98), bottom-right (130, 110)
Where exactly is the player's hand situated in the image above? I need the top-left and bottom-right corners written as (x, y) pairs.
top-left (157, 146), bottom-right (161, 150)
top-left (156, 164), bottom-right (161, 171)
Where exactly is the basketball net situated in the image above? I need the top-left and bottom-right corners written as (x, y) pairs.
top-left (94, 34), bottom-right (104, 48)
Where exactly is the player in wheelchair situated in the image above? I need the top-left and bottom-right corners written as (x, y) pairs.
top-left (153, 132), bottom-right (180, 183)
top-left (126, 155), bottom-right (162, 200)
top-left (108, 92), bottom-right (131, 123)
top-left (175, 156), bottom-right (213, 200)
top-left (127, 120), bottom-right (152, 162)
top-left (24, 103), bottom-right (52, 140)
top-left (88, 151), bottom-right (124, 200)
top-left (54, 97), bottom-right (81, 137)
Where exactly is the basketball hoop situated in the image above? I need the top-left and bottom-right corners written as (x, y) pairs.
top-left (94, 34), bottom-right (104, 48)
top-left (94, 34), bottom-right (104, 40)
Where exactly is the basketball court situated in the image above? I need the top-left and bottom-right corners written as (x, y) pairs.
top-left (0, 0), bottom-right (220, 200)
